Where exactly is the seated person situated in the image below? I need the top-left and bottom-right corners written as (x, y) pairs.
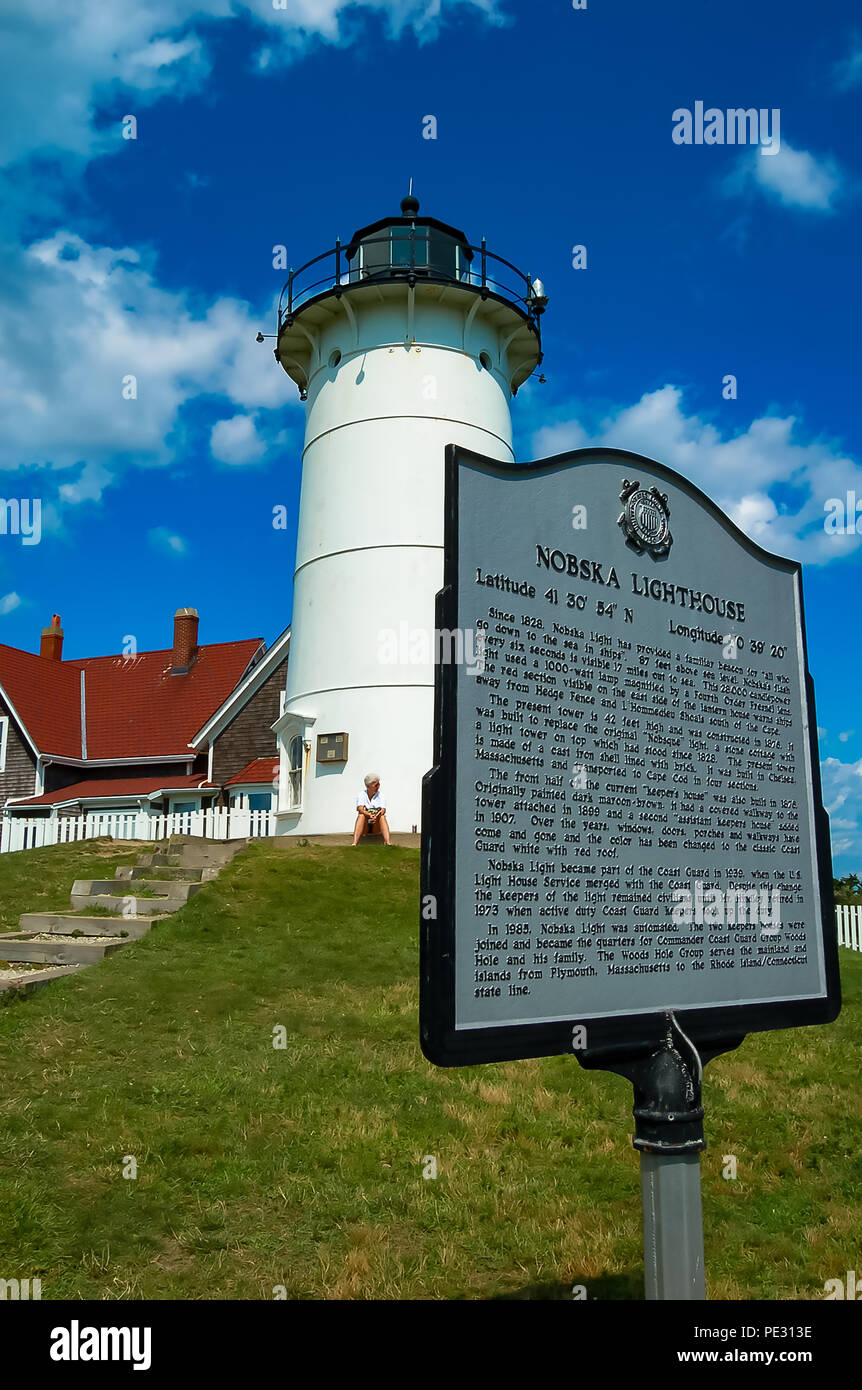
top-left (353, 773), bottom-right (391, 845)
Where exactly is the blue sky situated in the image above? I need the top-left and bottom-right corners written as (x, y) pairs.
top-left (0, 0), bottom-right (860, 867)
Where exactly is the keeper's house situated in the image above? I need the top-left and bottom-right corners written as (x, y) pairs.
top-left (0, 609), bottom-right (288, 835)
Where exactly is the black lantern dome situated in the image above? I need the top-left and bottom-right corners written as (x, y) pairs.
top-left (344, 195), bottom-right (474, 285)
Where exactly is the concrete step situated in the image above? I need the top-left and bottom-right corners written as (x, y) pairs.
top-left (166, 837), bottom-right (247, 869)
top-left (0, 932), bottom-right (131, 965)
top-left (135, 852), bottom-right (182, 869)
top-left (114, 865), bottom-right (203, 882)
top-left (18, 912), bottom-right (155, 939)
top-left (128, 878), bottom-right (202, 900)
top-left (72, 878), bottom-right (198, 898)
top-left (70, 880), bottom-right (202, 912)
top-left (68, 894), bottom-right (178, 916)
top-left (0, 963), bottom-right (86, 996)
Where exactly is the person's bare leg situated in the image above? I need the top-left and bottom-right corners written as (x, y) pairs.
top-left (352, 813), bottom-right (367, 846)
top-left (378, 812), bottom-right (391, 845)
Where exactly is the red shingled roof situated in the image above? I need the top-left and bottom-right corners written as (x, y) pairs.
top-left (0, 639), bottom-right (263, 760)
top-left (12, 775), bottom-right (217, 808)
top-left (0, 645), bottom-right (83, 756)
top-left (225, 757), bottom-right (279, 786)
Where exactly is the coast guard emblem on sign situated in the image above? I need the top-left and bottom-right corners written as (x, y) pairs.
top-left (618, 479), bottom-right (672, 558)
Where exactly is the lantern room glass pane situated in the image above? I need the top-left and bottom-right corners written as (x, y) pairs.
top-left (426, 227), bottom-right (460, 277)
top-left (391, 226), bottom-right (427, 267)
top-left (358, 233), bottom-right (389, 277)
top-left (353, 223), bottom-right (470, 282)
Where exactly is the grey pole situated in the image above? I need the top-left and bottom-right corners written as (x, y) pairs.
top-left (641, 1150), bottom-right (706, 1300)
top-left (631, 1015), bottom-right (708, 1300)
top-left (576, 1011), bottom-right (743, 1300)
top-left (579, 1011), bottom-right (711, 1300)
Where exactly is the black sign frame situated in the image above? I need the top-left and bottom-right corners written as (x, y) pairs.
top-left (420, 445), bottom-right (841, 1068)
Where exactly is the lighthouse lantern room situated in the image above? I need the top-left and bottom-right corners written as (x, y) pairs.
top-left (272, 195), bottom-right (546, 835)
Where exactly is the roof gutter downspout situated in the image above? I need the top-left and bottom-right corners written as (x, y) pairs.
top-left (35, 755), bottom-right (53, 797)
top-left (80, 671), bottom-right (87, 760)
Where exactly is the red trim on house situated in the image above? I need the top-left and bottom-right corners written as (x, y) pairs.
top-left (225, 757), bottom-right (279, 786)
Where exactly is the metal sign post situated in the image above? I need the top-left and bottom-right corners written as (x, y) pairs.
top-left (421, 444), bottom-right (841, 1299)
top-left (580, 1011), bottom-right (713, 1300)
top-left (641, 1151), bottom-right (705, 1301)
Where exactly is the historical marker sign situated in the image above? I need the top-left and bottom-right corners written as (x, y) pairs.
top-left (421, 446), bottom-right (840, 1067)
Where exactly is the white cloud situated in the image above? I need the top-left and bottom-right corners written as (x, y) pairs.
top-left (726, 142), bottom-right (844, 212)
top-left (0, 5), bottom-right (212, 168)
top-left (0, 230), bottom-right (294, 494)
top-left (58, 462), bottom-right (115, 506)
top-left (0, 0), bottom-right (503, 169)
top-left (821, 755), bottom-right (862, 868)
top-left (149, 526), bottom-right (188, 555)
top-left (0, 0), bottom-right (505, 513)
top-left (528, 419), bottom-right (590, 458)
top-left (530, 385), bottom-right (862, 563)
top-left (0, 592), bottom-right (22, 615)
top-left (210, 413), bottom-right (266, 465)
top-left (123, 34), bottom-right (206, 81)
top-left (728, 492), bottom-right (778, 542)
top-left (838, 731), bottom-right (855, 744)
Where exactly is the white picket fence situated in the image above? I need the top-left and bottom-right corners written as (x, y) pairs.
top-left (0, 806), bottom-right (272, 854)
top-left (836, 904), bottom-right (862, 951)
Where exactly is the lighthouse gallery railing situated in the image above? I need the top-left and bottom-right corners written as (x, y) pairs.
top-left (278, 228), bottom-right (542, 339)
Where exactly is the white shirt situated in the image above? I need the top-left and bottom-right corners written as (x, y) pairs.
top-left (357, 787), bottom-right (386, 810)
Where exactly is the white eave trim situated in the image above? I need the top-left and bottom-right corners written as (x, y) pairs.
top-left (80, 670), bottom-right (87, 759)
top-left (273, 705), bottom-right (315, 735)
top-left (0, 680), bottom-right (41, 759)
top-left (40, 754), bottom-right (199, 768)
top-left (190, 628), bottom-right (290, 750)
top-left (146, 785), bottom-right (218, 803)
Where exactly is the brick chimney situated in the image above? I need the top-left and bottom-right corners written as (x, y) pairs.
top-left (172, 607), bottom-right (199, 674)
top-left (40, 614), bottom-right (64, 661)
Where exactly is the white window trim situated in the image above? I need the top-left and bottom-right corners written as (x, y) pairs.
top-left (230, 787), bottom-right (276, 811)
top-left (276, 719), bottom-right (311, 813)
top-left (287, 731), bottom-right (305, 811)
top-left (0, 716), bottom-right (8, 774)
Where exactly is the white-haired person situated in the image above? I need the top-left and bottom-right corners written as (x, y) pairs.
top-left (352, 772), bottom-right (391, 846)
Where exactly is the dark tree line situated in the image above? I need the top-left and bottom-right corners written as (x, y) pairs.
top-left (833, 873), bottom-right (862, 906)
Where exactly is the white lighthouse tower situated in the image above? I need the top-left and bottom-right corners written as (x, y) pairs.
top-left (272, 194), bottom-right (545, 835)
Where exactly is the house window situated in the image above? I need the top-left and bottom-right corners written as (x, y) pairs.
top-left (288, 735), bottom-right (303, 809)
top-left (0, 716), bottom-right (7, 774)
top-left (171, 799), bottom-right (200, 814)
top-left (230, 790), bottom-right (272, 811)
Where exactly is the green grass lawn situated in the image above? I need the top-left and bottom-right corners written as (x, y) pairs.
top-left (0, 838), bottom-right (147, 936)
top-left (0, 838), bottom-right (859, 1300)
